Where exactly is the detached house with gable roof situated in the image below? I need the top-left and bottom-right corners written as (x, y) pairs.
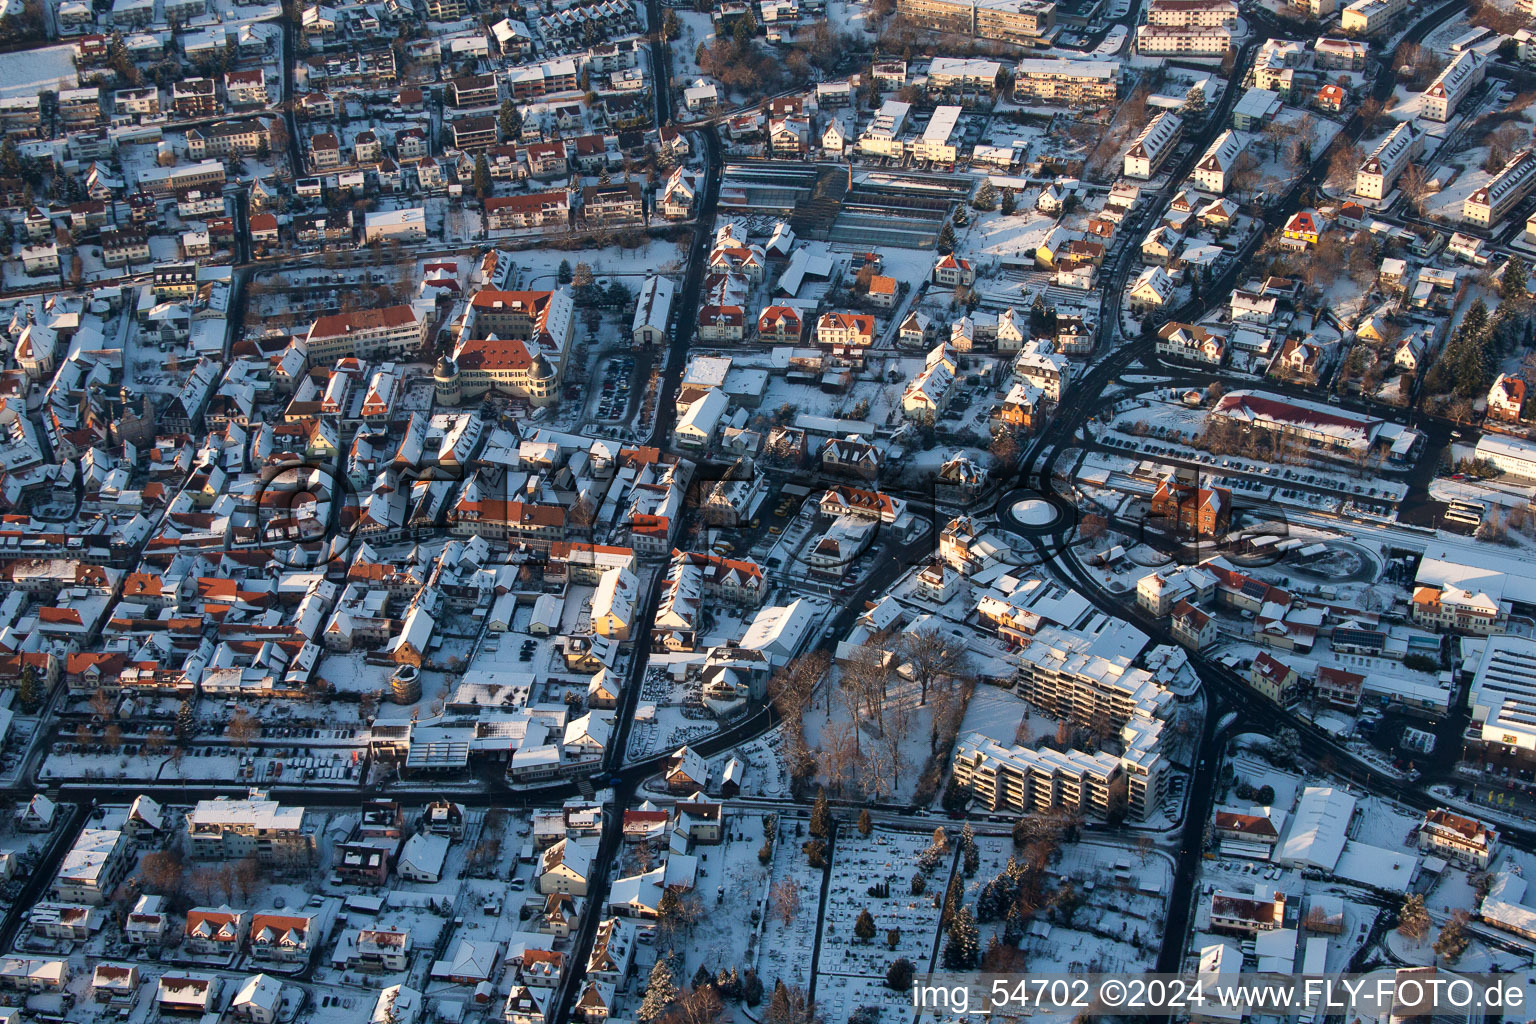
top-left (1488, 374), bottom-right (1526, 423)
top-left (185, 906), bottom-right (248, 956)
top-left (932, 253), bottom-right (975, 287)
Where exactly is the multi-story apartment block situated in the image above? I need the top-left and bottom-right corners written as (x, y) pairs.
top-left (1418, 809), bottom-right (1497, 868)
top-left (224, 69), bottom-right (268, 106)
top-left (581, 183), bottom-right (644, 227)
top-left (1134, 24), bottom-right (1232, 55)
top-left (895, 0), bottom-right (1055, 43)
top-left (449, 115), bottom-right (498, 152)
top-left (448, 73), bottom-right (499, 108)
top-left (0, 95), bottom-right (40, 136)
top-left (1016, 628), bottom-right (1172, 733)
top-left (1421, 51), bottom-right (1484, 122)
top-left (1012, 59), bottom-right (1119, 106)
top-left (186, 120), bottom-right (270, 160)
top-left (113, 87), bottom-right (160, 118)
top-left (485, 191), bottom-right (571, 231)
top-left (172, 77), bottom-right (218, 117)
top-left (1411, 582), bottom-right (1504, 634)
top-left (1340, 0), bottom-right (1406, 34)
top-left (954, 711), bottom-right (1167, 821)
top-left (1193, 129), bottom-right (1246, 193)
top-left (185, 799), bottom-right (316, 866)
top-left (1315, 36), bottom-right (1369, 69)
top-left (51, 829), bottom-right (131, 905)
top-left (57, 87), bottom-right (100, 126)
top-left (1354, 121), bottom-right (1421, 201)
top-left (1464, 149), bottom-right (1536, 227)
top-left (1124, 111), bottom-right (1183, 178)
top-left (1145, 0), bottom-right (1237, 26)
top-left (927, 56), bottom-right (1004, 92)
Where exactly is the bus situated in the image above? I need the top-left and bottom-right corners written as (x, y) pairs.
top-left (1445, 499), bottom-right (1486, 527)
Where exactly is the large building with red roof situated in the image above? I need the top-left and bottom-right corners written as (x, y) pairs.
top-left (304, 305), bottom-right (428, 365)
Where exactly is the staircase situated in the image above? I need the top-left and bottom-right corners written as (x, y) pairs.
top-left (790, 166), bottom-right (850, 239)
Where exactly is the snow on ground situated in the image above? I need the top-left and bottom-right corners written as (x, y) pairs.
top-left (756, 816), bottom-right (831, 991)
top-left (803, 659), bottom-right (957, 805)
top-left (0, 45), bottom-right (79, 98)
top-left (666, 810), bottom-right (774, 981)
top-left (960, 207), bottom-right (1059, 266)
top-left (958, 683), bottom-right (1060, 748)
top-left (512, 239), bottom-right (689, 290)
top-left (970, 833), bottom-right (1170, 974)
top-left (817, 827), bottom-right (954, 1023)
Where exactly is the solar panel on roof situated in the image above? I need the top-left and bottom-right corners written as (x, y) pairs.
top-left (1241, 580), bottom-right (1268, 598)
top-left (1334, 628), bottom-right (1385, 650)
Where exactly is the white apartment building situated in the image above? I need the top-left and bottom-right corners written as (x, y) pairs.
top-left (1420, 51), bottom-right (1485, 122)
top-left (1145, 0), bottom-right (1237, 26)
top-left (910, 104), bottom-right (963, 163)
top-left (1193, 129), bottom-right (1247, 194)
top-left (953, 715), bottom-right (1167, 821)
top-left (1418, 809), bottom-right (1497, 868)
top-left (304, 305), bottom-right (428, 365)
top-left (1012, 59), bottom-right (1119, 106)
top-left (1124, 111), bottom-right (1184, 179)
top-left (1464, 149), bottom-right (1536, 227)
top-left (1135, 24), bottom-right (1232, 55)
top-left (185, 799), bottom-right (316, 865)
top-left (1354, 121), bottom-right (1421, 201)
top-left (51, 829), bottom-right (130, 906)
top-left (1340, 0), bottom-right (1406, 34)
top-left (857, 99), bottom-right (911, 158)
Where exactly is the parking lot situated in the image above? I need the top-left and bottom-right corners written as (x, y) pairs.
top-left (582, 353), bottom-right (638, 422)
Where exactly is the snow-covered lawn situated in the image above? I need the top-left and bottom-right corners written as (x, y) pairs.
top-left (972, 833), bottom-right (1170, 973)
top-left (0, 45), bottom-right (79, 99)
top-left (666, 811), bottom-right (775, 981)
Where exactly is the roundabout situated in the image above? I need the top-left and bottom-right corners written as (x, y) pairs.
top-left (1012, 499), bottom-right (1056, 525)
top-left (995, 487), bottom-right (1072, 536)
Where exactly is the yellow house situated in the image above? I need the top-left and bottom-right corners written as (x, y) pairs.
top-left (590, 567), bottom-right (637, 641)
top-left (1282, 209), bottom-right (1324, 248)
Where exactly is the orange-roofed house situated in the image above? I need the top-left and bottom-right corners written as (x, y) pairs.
top-left (1315, 84), bottom-right (1346, 113)
top-left (757, 305), bottom-right (803, 344)
top-left (866, 274), bottom-right (898, 309)
top-left (1248, 651), bottom-right (1302, 705)
top-left (815, 312), bottom-right (875, 350)
top-left (185, 906), bottom-right (248, 956)
top-left (1281, 209), bottom-right (1325, 249)
top-left (932, 253), bottom-right (974, 287)
top-left (1418, 808), bottom-right (1497, 868)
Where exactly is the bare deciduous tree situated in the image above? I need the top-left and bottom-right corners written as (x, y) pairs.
top-left (227, 709), bottom-right (260, 749)
top-left (769, 878), bottom-right (801, 926)
top-left (897, 627), bottom-right (968, 707)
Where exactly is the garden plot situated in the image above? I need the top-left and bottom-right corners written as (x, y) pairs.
top-left (755, 816), bottom-right (829, 992)
top-left (971, 834), bottom-right (1171, 974)
top-left (664, 811), bottom-right (774, 982)
top-left (815, 827), bottom-right (954, 1024)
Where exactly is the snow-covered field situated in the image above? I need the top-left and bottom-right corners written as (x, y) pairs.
top-left (0, 45), bottom-right (79, 98)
